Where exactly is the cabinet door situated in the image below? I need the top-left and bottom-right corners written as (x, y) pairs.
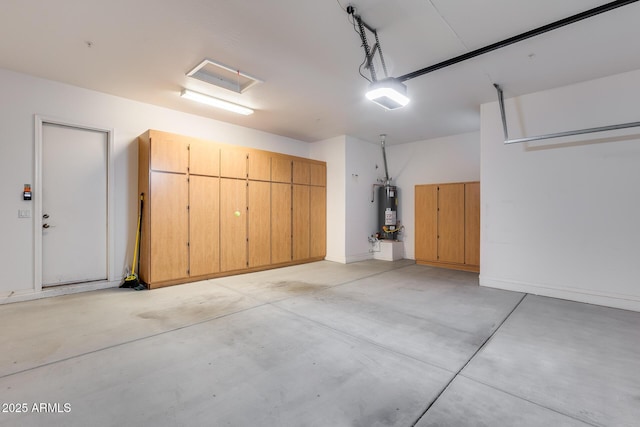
top-left (271, 183), bottom-right (292, 264)
top-left (220, 147), bottom-right (247, 178)
top-left (309, 163), bottom-right (326, 186)
top-left (150, 171), bottom-right (189, 282)
top-left (465, 182), bottom-right (480, 266)
top-left (438, 184), bottom-right (465, 264)
top-left (309, 186), bottom-right (326, 258)
top-left (415, 185), bottom-right (438, 261)
top-left (292, 184), bottom-right (310, 260)
top-left (190, 139), bottom-right (220, 176)
top-left (248, 180), bottom-right (271, 267)
top-left (248, 151), bottom-right (271, 181)
top-left (150, 132), bottom-right (188, 173)
top-left (190, 176), bottom-right (220, 276)
top-left (272, 157), bottom-right (292, 183)
top-left (293, 160), bottom-right (310, 185)
top-left (220, 179), bottom-right (247, 271)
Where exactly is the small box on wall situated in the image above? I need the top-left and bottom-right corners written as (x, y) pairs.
top-left (23, 184), bottom-right (32, 200)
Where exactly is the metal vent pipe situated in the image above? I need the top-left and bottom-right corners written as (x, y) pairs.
top-left (380, 134), bottom-right (390, 185)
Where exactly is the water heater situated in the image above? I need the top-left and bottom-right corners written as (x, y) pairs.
top-left (378, 185), bottom-right (398, 240)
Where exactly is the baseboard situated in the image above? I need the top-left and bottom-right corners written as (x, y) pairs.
top-left (416, 259), bottom-right (479, 273)
top-left (345, 252), bottom-right (374, 264)
top-left (480, 276), bottom-right (640, 312)
top-left (324, 255), bottom-right (347, 264)
top-left (0, 280), bottom-right (121, 305)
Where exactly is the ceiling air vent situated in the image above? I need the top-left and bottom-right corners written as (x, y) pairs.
top-left (186, 59), bottom-right (262, 94)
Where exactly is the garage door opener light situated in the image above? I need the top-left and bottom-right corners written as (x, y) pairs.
top-left (366, 78), bottom-right (409, 110)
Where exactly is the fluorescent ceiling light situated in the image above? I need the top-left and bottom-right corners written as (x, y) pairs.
top-left (365, 78), bottom-right (410, 110)
top-left (180, 89), bottom-right (254, 115)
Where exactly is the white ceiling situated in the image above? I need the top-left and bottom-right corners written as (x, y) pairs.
top-left (1, 0), bottom-right (640, 144)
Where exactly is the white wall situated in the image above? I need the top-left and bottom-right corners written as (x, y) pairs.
top-left (310, 135), bottom-right (382, 264)
top-left (344, 136), bottom-right (382, 262)
top-left (387, 132), bottom-right (481, 259)
top-left (0, 68), bottom-right (309, 300)
top-left (309, 136), bottom-right (346, 263)
top-left (480, 68), bottom-right (640, 312)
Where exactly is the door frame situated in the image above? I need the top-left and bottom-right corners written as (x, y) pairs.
top-left (34, 115), bottom-right (115, 291)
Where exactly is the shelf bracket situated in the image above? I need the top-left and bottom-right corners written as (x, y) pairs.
top-left (493, 84), bottom-right (640, 145)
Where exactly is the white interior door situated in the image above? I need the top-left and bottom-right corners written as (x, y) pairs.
top-left (42, 123), bottom-right (108, 286)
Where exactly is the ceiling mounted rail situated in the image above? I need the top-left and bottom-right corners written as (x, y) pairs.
top-left (397, 0), bottom-right (639, 82)
top-left (346, 0), bottom-right (638, 110)
top-left (493, 84), bottom-right (640, 145)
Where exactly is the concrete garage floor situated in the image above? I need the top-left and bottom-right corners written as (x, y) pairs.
top-left (1, 260), bottom-right (639, 426)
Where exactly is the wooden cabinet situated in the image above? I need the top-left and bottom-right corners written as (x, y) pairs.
top-left (149, 172), bottom-right (189, 282)
top-left (220, 178), bottom-right (247, 272)
top-left (272, 157), bottom-right (292, 183)
top-left (190, 138), bottom-right (219, 176)
top-left (139, 129), bottom-right (326, 289)
top-left (221, 147), bottom-right (247, 178)
top-left (189, 175), bottom-right (219, 276)
top-left (248, 151), bottom-right (271, 181)
top-left (415, 181), bottom-right (480, 272)
top-left (438, 184), bottom-right (465, 264)
top-left (139, 130), bottom-right (190, 286)
top-left (415, 185), bottom-right (437, 262)
top-left (149, 131), bottom-right (188, 173)
top-left (309, 186), bottom-right (326, 258)
top-left (310, 163), bottom-right (326, 187)
top-left (248, 180), bottom-right (271, 267)
top-left (293, 160), bottom-right (310, 184)
top-left (271, 183), bottom-right (292, 264)
top-left (292, 184), bottom-right (310, 260)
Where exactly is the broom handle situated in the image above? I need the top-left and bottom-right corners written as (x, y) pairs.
top-left (130, 194), bottom-right (143, 275)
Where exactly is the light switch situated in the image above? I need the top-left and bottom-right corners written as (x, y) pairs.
top-left (18, 209), bottom-right (31, 218)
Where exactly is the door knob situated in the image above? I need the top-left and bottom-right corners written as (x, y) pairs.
top-left (43, 223), bottom-right (50, 229)
top-left (43, 214), bottom-right (50, 219)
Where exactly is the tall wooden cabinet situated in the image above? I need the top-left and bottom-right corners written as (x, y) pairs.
top-left (292, 185), bottom-right (310, 261)
top-left (271, 182), bottom-right (292, 264)
top-left (189, 175), bottom-right (219, 276)
top-left (415, 181), bottom-right (480, 272)
top-left (138, 129), bottom-right (326, 289)
top-left (248, 180), bottom-right (271, 268)
top-left (309, 163), bottom-right (327, 258)
top-left (220, 178), bottom-right (247, 272)
top-left (148, 171), bottom-right (189, 282)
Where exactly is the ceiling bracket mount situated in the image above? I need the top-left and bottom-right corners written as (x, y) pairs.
top-left (494, 84), bottom-right (640, 145)
top-left (347, 6), bottom-right (389, 82)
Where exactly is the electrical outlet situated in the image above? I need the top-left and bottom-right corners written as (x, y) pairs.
top-left (18, 209), bottom-right (31, 218)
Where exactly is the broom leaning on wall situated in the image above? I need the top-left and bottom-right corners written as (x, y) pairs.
top-left (120, 193), bottom-right (146, 290)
